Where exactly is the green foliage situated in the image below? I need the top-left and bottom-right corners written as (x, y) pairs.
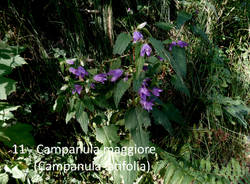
top-left (125, 107), bottom-right (151, 148)
top-left (152, 108), bottom-right (173, 135)
top-left (176, 11), bottom-right (192, 29)
top-left (113, 33), bottom-right (132, 55)
top-left (155, 22), bottom-right (174, 31)
top-left (0, 123), bottom-right (35, 147)
top-left (75, 101), bottom-right (89, 134)
top-left (114, 78), bottom-right (132, 108)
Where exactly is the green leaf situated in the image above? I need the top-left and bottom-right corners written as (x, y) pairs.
top-left (176, 11), bottom-right (192, 29)
top-left (110, 58), bottom-right (121, 70)
top-left (0, 173), bottom-right (8, 184)
top-left (133, 72), bottom-right (145, 92)
top-left (0, 64), bottom-right (12, 76)
top-left (135, 57), bottom-right (145, 78)
top-left (0, 123), bottom-right (35, 147)
top-left (94, 149), bottom-right (137, 184)
top-left (152, 108), bottom-right (173, 135)
top-left (0, 77), bottom-right (16, 100)
top-left (0, 104), bottom-right (20, 121)
top-left (155, 22), bottom-right (174, 31)
top-left (95, 125), bottom-right (119, 146)
top-left (113, 33), bottom-right (131, 55)
top-left (12, 166), bottom-right (25, 180)
top-left (171, 75), bottom-right (190, 97)
top-left (53, 95), bottom-right (65, 112)
top-left (65, 111), bottom-right (75, 124)
top-left (0, 55), bottom-right (27, 68)
top-left (114, 78), bottom-right (132, 108)
top-left (125, 107), bottom-right (151, 147)
top-left (191, 25), bottom-right (209, 42)
top-left (149, 37), bottom-right (185, 79)
top-left (172, 47), bottom-right (186, 78)
top-left (75, 101), bottom-right (89, 134)
top-left (82, 96), bottom-right (94, 112)
top-left (162, 103), bottom-right (184, 126)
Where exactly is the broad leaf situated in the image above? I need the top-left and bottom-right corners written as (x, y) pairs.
top-left (0, 123), bottom-right (35, 147)
top-left (113, 33), bottom-right (131, 55)
top-left (149, 37), bottom-right (185, 79)
top-left (135, 57), bottom-right (145, 78)
top-left (171, 75), bottom-right (190, 97)
top-left (125, 107), bottom-right (151, 147)
top-left (172, 47), bottom-right (186, 78)
top-left (0, 64), bottom-right (12, 76)
top-left (0, 77), bottom-right (16, 100)
top-left (0, 55), bottom-right (27, 68)
top-left (94, 149), bottom-right (137, 184)
top-left (152, 108), bottom-right (173, 135)
top-left (96, 125), bottom-right (119, 146)
top-left (114, 78), bottom-right (132, 108)
top-left (75, 101), bottom-right (89, 134)
top-left (0, 173), bottom-right (8, 184)
top-left (155, 22), bottom-right (174, 31)
top-left (176, 11), bottom-right (192, 29)
top-left (110, 58), bottom-right (121, 70)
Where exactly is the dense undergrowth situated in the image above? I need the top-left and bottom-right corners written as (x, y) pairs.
top-left (0, 0), bottom-right (249, 183)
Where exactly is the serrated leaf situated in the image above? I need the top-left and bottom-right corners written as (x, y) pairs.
top-left (135, 57), bottom-right (145, 78)
top-left (65, 111), bottom-right (75, 124)
top-left (75, 101), bottom-right (89, 134)
top-left (12, 166), bottom-right (25, 179)
top-left (125, 107), bottom-right (151, 147)
top-left (113, 33), bottom-right (131, 55)
top-left (0, 77), bottom-right (16, 100)
top-left (94, 149), bottom-right (137, 184)
top-left (0, 104), bottom-right (20, 121)
top-left (176, 11), bottom-right (192, 29)
top-left (95, 125), bottom-right (119, 146)
top-left (172, 47), bottom-right (186, 78)
top-left (171, 75), bottom-right (190, 97)
top-left (110, 58), bottom-right (121, 70)
top-left (149, 37), bottom-right (185, 79)
top-left (155, 22), bottom-right (174, 31)
top-left (0, 55), bottom-right (26, 68)
top-left (114, 78), bottom-right (132, 108)
top-left (0, 123), bottom-right (35, 147)
top-left (0, 64), bottom-right (12, 76)
top-left (0, 173), bottom-right (8, 184)
top-left (152, 108), bottom-right (173, 135)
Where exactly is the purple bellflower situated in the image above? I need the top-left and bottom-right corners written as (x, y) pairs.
top-left (107, 69), bottom-right (123, 82)
top-left (151, 87), bottom-right (163, 97)
top-left (133, 31), bottom-right (143, 43)
top-left (93, 73), bottom-right (107, 84)
top-left (157, 56), bottom-right (164, 61)
top-left (66, 59), bottom-right (74, 65)
top-left (69, 66), bottom-right (88, 78)
top-left (177, 40), bottom-right (188, 48)
top-left (140, 99), bottom-right (154, 111)
top-left (72, 84), bottom-right (82, 95)
top-left (140, 44), bottom-right (152, 57)
top-left (169, 41), bottom-right (177, 51)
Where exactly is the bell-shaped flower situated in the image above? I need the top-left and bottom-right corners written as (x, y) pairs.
top-left (72, 84), bottom-right (82, 95)
top-left (140, 44), bottom-right (152, 57)
top-left (133, 31), bottom-right (143, 43)
top-left (93, 73), bottom-right (107, 84)
top-left (107, 69), bottom-right (123, 82)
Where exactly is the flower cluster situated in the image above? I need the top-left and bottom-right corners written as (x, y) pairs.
top-left (133, 31), bottom-right (152, 57)
top-left (138, 78), bottom-right (163, 111)
top-left (69, 66), bottom-right (89, 78)
top-left (93, 69), bottom-right (123, 84)
top-left (169, 40), bottom-right (188, 51)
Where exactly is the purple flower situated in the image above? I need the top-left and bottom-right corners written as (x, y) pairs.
top-left (140, 99), bottom-right (154, 111)
top-left (139, 86), bottom-right (151, 100)
top-left (90, 83), bottom-right (95, 89)
top-left (133, 31), bottom-right (143, 43)
top-left (93, 73), bottom-right (107, 84)
top-left (72, 84), bottom-right (82, 95)
top-left (157, 56), bottom-right (164, 61)
top-left (140, 44), bottom-right (152, 57)
top-left (69, 67), bottom-right (77, 74)
top-left (177, 40), bottom-right (188, 48)
top-left (69, 66), bottom-right (88, 78)
top-left (127, 8), bottom-right (131, 12)
top-left (143, 65), bottom-right (148, 71)
top-left (107, 69), bottom-right (123, 82)
top-left (151, 87), bottom-right (163, 97)
top-left (169, 41), bottom-right (177, 51)
top-left (66, 59), bottom-right (74, 65)
top-left (142, 78), bottom-right (150, 87)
